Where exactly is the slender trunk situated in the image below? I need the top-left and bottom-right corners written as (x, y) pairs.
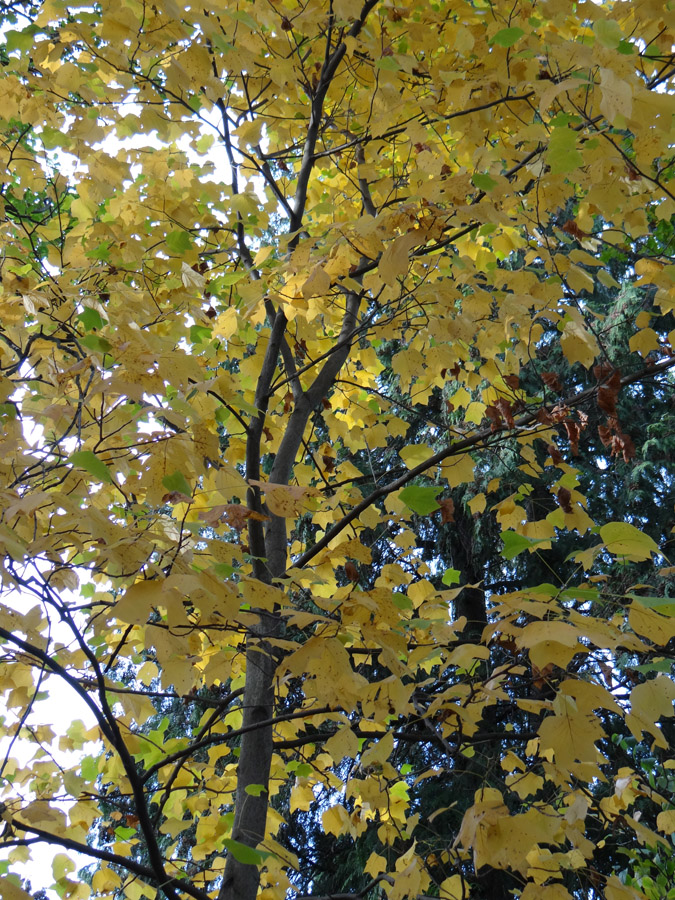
top-left (217, 611), bottom-right (280, 900)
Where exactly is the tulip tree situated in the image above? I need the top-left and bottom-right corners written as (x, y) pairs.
top-left (0, 1), bottom-right (674, 900)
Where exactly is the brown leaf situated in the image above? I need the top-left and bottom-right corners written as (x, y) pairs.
top-left (345, 561), bottom-right (360, 583)
top-left (541, 371), bottom-right (562, 392)
top-left (557, 486), bottom-right (573, 514)
top-left (593, 362), bottom-right (614, 381)
top-left (598, 424), bottom-right (612, 447)
top-left (550, 403), bottom-right (570, 423)
top-left (162, 491), bottom-right (193, 505)
top-left (597, 385), bottom-right (618, 417)
top-left (625, 162), bottom-right (641, 181)
top-left (617, 432), bottom-right (636, 462)
top-left (503, 374), bottom-right (521, 391)
top-left (283, 391), bottom-right (293, 413)
top-left (547, 443), bottom-right (563, 465)
top-left (322, 453), bottom-right (336, 472)
top-left (494, 397), bottom-right (515, 429)
top-left (200, 503), bottom-right (269, 531)
top-left (562, 219), bottom-right (589, 240)
top-left (199, 504), bottom-right (229, 526)
top-left (532, 662), bottom-right (556, 691)
top-left (438, 497), bottom-right (455, 524)
top-left (563, 421), bottom-right (580, 455)
top-left (597, 369), bottom-right (621, 417)
top-left (485, 405), bottom-right (503, 431)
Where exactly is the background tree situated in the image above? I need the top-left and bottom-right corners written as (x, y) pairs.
top-left (0, 2), bottom-right (674, 900)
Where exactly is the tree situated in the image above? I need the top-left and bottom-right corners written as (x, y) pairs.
top-left (0, 1), bottom-right (674, 900)
top-left (280, 242), bottom-right (675, 899)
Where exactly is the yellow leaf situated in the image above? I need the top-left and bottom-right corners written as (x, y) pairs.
top-left (322, 804), bottom-right (349, 836)
top-left (364, 852), bottom-right (387, 878)
top-left (378, 231), bottom-right (418, 285)
top-left (439, 875), bottom-right (465, 900)
top-left (289, 782), bottom-right (315, 814)
top-left (114, 580), bottom-right (166, 625)
top-left (628, 327), bottom-right (659, 356)
top-left (629, 604), bottom-right (675, 645)
top-left (301, 265), bottom-right (331, 299)
top-left (249, 479), bottom-right (320, 517)
top-left (599, 68), bottom-right (633, 124)
top-left (468, 493), bottom-right (486, 514)
top-left (399, 444), bottom-right (434, 468)
top-left (213, 307), bottom-right (238, 340)
top-left (324, 725), bottom-right (359, 763)
top-left (657, 809), bottom-right (675, 834)
top-left (560, 310), bottom-right (600, 368)
top-left (0, 880), bottom-right (34, 900)
top-left (441, 453), bottom-right (476, 487)
top-left (600, 522), bottom-right (658, 561)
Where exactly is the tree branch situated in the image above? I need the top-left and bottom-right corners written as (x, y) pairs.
top-left (290, 356), bottom-right (675, 572)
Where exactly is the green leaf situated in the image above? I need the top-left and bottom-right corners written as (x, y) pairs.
top-left (80, 334), bottom-right (113, 353)
top-left (501, 530), bottom-right (547, 560)
top-left (490, 27), bottom-right (525, 47)
top-left (0, 403), bottom-right (18, 420)
top-left (68, 450), bottom-right (114, 484)
top-left (162, 471), bottom-right (193, 497)
top-left (166, 230), bottom-right (193, 254)
top-left (472, 173), bottom-right (497, 191)
top-left (222, 838), bottom-right (272, 865)
top-left (81, 756), bottom-right (99, 781)
top-left (546, 126), bottom-right (583, 175)
top-left (593, 19), bottom-right (624, 49)
top-left (442, 567), bottom-right (461, 586)
top-left (39, 127), bottom-right (67, 150)
top-left (5, 27), bottom-right (37, 54)
top-left (629, 595), bottom-right (675, 617)
top-left (399, 486), bottom-right (441, 515)
top-left (86, 241), bottom-right (111, 261)
top-left (599, 522), bottom-right (659, 561)
top-left (634, 659), bottom-right (672, 675)
top-left (244, 784), bottom-right (267, 796)
top-left (190, 324), bottom-right (212, 344)
top-left (230, 9), bottom-right (259, 29)
top-left (375, 56), bottom-right (400, 70)
top-left (195, 134), bottom-right (214, 154)
top-left (77, 307), bottom-right (107, 331)
top-left (114, 826), bottom-right (137, 839)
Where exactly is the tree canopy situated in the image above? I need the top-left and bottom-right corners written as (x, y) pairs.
top-left (0, 1), bottom-right (674, 899)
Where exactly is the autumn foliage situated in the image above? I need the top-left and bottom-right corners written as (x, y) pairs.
top-left (0, 1), bottom-right (674, 900)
